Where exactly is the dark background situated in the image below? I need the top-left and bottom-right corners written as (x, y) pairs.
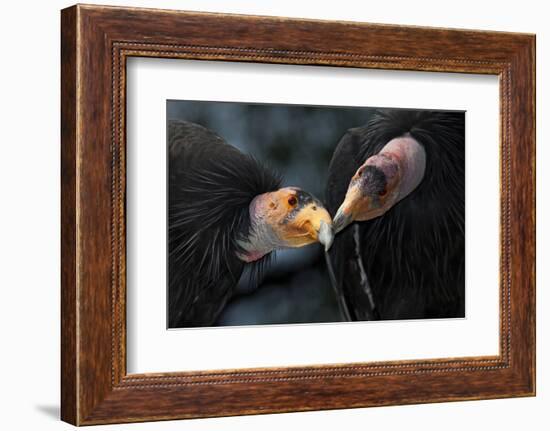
top-left (168, 100), bottom-right (376, 326)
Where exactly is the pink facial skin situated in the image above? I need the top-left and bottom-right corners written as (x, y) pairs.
top-left (333, 134), bottom-right (426, 232)
top-left (378, 135), bottom-right (426, 202)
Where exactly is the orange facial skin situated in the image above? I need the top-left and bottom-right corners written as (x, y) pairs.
top-left (254, 187), bottom-right (333, 247)
top-left (239, 187), bottom-right (334, 262)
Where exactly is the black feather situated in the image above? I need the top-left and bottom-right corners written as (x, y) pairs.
top-left (168, 120), bottom-right (282, 327)
top-left (326, 109), bottom-right (465, 320)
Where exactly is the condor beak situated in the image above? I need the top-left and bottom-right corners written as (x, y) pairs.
top-left (334, 189), bottom-right (391, 233)
top-left (332, 184), bottom-right (362, 233)
top-left (317, 220), bottom-right (334, 251)
top-left (293, 204), bottom-right (334, 250)
top-left (333, 206), bottom-right (354, 233)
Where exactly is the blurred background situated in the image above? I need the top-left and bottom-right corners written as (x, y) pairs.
top-left (168, 100), bottom-right (376, 327)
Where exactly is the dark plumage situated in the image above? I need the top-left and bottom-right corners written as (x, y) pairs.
top-left (168, 120), bottom-right (281, 328)
top-left (326, 109), bottom-right (465, 320)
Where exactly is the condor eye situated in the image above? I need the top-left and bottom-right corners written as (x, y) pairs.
top-left (288, 196), bottom-right (298, 206)
top-left (379, 187), bottom-right (387, 197)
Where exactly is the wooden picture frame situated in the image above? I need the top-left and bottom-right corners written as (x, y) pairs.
top-left (61, 4), bottom-right (536, 425)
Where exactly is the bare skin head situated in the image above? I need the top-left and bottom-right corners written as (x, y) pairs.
top-left (333, 135), bottom-right (426, 232)
top-left (239, 187), bottom-right (334, 262)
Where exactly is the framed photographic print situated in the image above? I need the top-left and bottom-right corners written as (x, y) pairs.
top-left (61, 4), bottom-right (536, 425)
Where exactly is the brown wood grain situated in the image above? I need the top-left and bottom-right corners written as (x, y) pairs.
top-left (60, 5), bottom-right (78, 425)
top-left (61, 4), bottom-right (536, 425)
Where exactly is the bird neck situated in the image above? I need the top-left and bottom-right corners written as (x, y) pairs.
top-left (237, 197), bottom-right (283, 263)
top-left (237, 220), bottom-right (281, 263)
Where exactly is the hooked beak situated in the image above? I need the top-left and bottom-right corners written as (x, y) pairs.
top-left (285, 202), bottom-right (335, 250)
top-left (332, 184), bottom-right (363, 233)
top-left (333, 206), bottom-right (354, 233)
top-left (301, 211), bottom-right (334, 251)
top-left (317, 220), bottom-right (334, 251)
